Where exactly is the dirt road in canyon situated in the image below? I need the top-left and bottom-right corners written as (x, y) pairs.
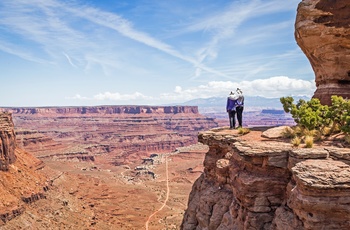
top-left (145, 155), bottom-right (170, 230)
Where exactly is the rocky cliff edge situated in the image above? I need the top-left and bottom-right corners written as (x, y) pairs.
top-left (0, 113), bottom-right (16, 171)
top-left (181, 127), bottom-right (350, 229)
top-left (0, 112), bottom-right (49, 225)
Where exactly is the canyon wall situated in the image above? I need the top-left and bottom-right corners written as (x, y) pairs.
top-left (0, 106), bottom-right (218, 164)
top-left (0, 112), bottom-right (47, 225)
top-left (0, 113), bottom-right (16, 171)
top-left (295, 0), bottom-right (350, 105)
top-left (0, 112), bottom-right (114, 228)
top-left (181, 128), bottom-right (350, 229)
top-left (1, 105), bottom-right (199, 115)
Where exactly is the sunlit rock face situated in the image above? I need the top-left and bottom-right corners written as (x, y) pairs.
top-left (295, 0), bottom-right (350, 105)
top-left (0, 113), bottom-right (16, 171)
top-left (181, 128), bottom-right (350, 230)
top-left (0, 106), bottom-right (218, 165)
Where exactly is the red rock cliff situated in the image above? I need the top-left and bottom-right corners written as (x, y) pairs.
top-left (181, 129), bottom-right (350, 229)
top-left (0, 113), bottom-right (16, 171)
top-left (0, 112), bottom-right (48, 225)
top-left (295, 0), bottom-right (350, 105)
top-left (0, 113), bottom-right (107, 228)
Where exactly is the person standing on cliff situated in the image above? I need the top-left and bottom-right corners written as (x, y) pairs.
top-left (226, 91), bottom-right (239, 129)
top-left (235, 88), bottom-right (244, 128)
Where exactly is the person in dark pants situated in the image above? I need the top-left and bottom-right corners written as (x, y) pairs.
top-left (226, 91), bottom-right (238, 129)
top-left (235, 88), bottom-right (244, 128)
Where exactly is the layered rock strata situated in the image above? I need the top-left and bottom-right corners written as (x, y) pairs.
top-left (1, 113), bottom-right (103, 228)
top-left (0, 106), bottom-right (218, 164)
top-left (1, 105), bottom-right (199, 115)
top-left (295, 0), bottom-right (350, 105)
top-left (0, 113), bottom-right (16, 171)
top-left (0, 112), bottom-right (48, 225)
top-left (181, 128), bottom-right (350, 229)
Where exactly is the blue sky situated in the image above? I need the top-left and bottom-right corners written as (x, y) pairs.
top-left (0, 0), bottom-right (315, 106)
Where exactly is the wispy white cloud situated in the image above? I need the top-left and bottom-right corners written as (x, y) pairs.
top-left (0, 0), bottom-right (231, 78)
top-left (236, 20), bottom-right (294, 45)
top-left (0, 39), bottom-right (52, 64)
top-left (62, 52), bottom-right (77, 68)
top-left (178, 0), bottom-right (300, 79)
top-left (62, 2), bottom-right (230, 78)
top-left (0, 0), bottom-right (97, 67)
top-left (0, 0), bottom-right (311, 107)
top-left (184, 1), bottom-right (258, 77)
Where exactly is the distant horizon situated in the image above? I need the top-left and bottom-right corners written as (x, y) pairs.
top-left (1, 0), bottom-right (314, 107)
top-left (0, 94), bottom-right (311, 108)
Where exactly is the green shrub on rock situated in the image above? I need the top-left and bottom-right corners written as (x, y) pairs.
top-left (328, 96), bottom-right (350, 134)
top-left (280, 95), bottom-right (350, 140)
top-left (280, 96), bottom-right (329, 131)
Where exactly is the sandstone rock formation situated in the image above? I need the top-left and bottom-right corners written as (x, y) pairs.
top-left (181, 128), bottom-right (350, 229)
top-left (0, 113), bottom-right (16, 171)
top-left (295, 0), bottom-right (350, 105)
top-left (0, 112), bottom-right (47, 224)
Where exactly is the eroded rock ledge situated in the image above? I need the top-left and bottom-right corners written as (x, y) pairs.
top-left (181, 128), bottom-right (350, 229)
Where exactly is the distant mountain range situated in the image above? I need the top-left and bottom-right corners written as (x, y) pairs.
top-left (179, 96), bottom-right (311, 114)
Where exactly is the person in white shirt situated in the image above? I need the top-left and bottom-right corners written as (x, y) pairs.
top-left (235, 88), bottom-right (244, 128)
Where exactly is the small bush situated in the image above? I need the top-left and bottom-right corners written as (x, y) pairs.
top-left (280, 97), bottom-right (329, 130)
top-left (238, 127), bottom-right (250, 135)
top-left (294, 126), bottom-right (303, 137)
top-left (344, 135), bottom-right (350, 145)
top-left (280, 95), bottom-right (350, 138)
top-left (282, 126), bottom-right (295, 138)
top-left (301, 128), bottom-right (317, 137)
top-left (304, 135), bottom-right (314, 148)
top-left (331, 123), bottom-right (341, 134)
top-left (291, 136), bottom-right (301, 147)
top-left (313, 130), bottom-right (322, 142)
top-left (321, 126), bottom-right (332, 136)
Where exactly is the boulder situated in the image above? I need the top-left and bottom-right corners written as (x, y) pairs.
top-left (295, 0), bottom-right (350, 105)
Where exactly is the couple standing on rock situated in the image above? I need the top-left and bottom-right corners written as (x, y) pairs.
top-left (226, 88), bottom-right (244, 129)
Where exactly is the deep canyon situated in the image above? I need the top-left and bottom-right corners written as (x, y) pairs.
top-left (0, 106), bottom-right (216, 229)
top-left (2, 0), bottom-right (350, 229)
